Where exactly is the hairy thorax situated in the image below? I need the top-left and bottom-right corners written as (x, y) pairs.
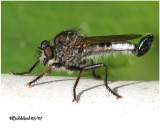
top-left (53, 30), bottom-right (85, 67)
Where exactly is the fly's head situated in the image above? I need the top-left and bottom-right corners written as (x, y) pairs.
top-left (38, 40), bottom-right (55, 65)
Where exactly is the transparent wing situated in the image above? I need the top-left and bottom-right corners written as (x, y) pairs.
top-left (74, 34), bottom-right (142, 46)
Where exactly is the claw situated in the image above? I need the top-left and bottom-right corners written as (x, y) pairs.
top-left (26, 83), bottom-right (32, 88)
top-left (72, 99), bottom-right (79, 103)
top-left (116, 95), bottom-right (122, 100)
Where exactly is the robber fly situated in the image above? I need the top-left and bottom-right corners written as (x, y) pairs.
top-left (12, 29), bottom-right (154, 102)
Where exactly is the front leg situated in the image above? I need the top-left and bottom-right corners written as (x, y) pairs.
top-left (27, 63), bottom-right (62, 88)
top-left (11, 60), bottom-right (39, 75)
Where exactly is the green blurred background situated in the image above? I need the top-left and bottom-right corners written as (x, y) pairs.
top-left (1, 1), bottom-right (159, 80)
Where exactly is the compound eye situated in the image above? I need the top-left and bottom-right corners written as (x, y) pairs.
top-left (41, 40), bottom-right (49, 49)
top-left (44, 46), bottom-right (53, 58)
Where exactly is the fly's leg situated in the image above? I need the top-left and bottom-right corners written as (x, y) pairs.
top-left (104, 67), bottom-right (122, 99)
top-left (26, 65), bottom-right (52, 88)
top-left (11, 60), bottom-right (39, 75)
top-left (68, 64), bottom-right (122, 103)
top-left (26, 63), bottom-right (62, 88)
top-left (91, 60), bottom-right (101, 79)
top-left (72, 70), bottom-right (83, 103)
top-left (92, 70), bottom-right (101, 79)
top-left (82, 64), bottom-right (122, 99)
top-left (67, 66), bottom-right (82, 103)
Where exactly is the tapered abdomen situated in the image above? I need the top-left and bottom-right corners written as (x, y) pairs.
top-left (82, 41), bottom-right (136, 58)
top-left (82, 34), bottom-right (154, 58)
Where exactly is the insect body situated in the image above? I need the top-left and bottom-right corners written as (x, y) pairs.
top-left (12, 29), bottom-right (154, 102)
